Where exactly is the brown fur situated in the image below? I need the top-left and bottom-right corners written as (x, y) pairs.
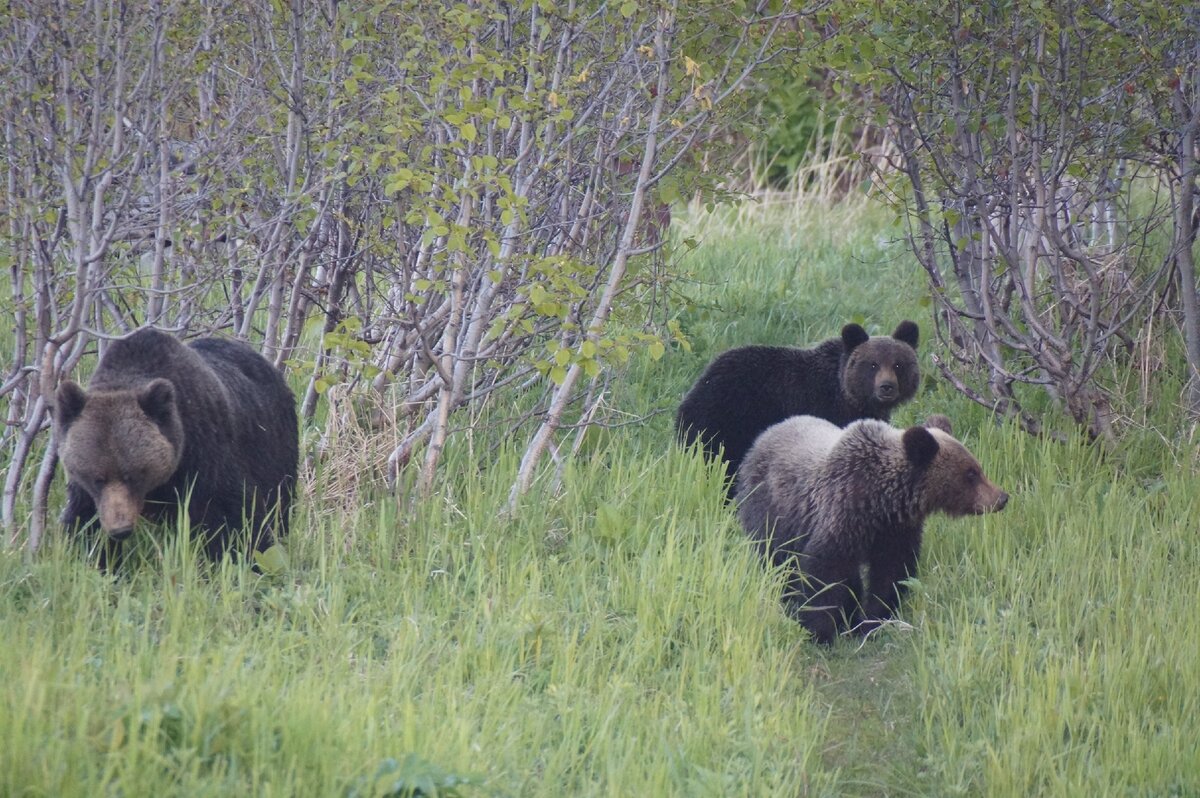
top-left (676, 322), bottom-right (919, 497)
top-left (56, 328), bottom-right (298, 567)
top-left (735, 414), bottom-right (1007, 644)
top-left (58, 381), bottom-right (183, 536)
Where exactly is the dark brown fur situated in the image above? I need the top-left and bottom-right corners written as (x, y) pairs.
top-left (676, 322), bottom-right (920, 496)
top-left (735, 414), bottom-right (1007, 645)
top-left (56, 328), bottom-right (298, 567)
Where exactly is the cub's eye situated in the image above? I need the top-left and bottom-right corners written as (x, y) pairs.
top-left (894, 362), bottom-right (904, 371)
top-left (964, 469), bottom-right (979, 484)
top-left (869, 362), bottom-right (878, 370)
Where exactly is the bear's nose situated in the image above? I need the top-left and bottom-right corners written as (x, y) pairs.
top-left (107, 526), bottom-right (134, 541)
top-left (994, 491), bottom-right (1009, 511)
top-left (877, 381), bottom-right (897, 399)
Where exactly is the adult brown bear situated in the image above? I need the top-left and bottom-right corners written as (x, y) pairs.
top-left (55, 328), bottom-right (298, 566)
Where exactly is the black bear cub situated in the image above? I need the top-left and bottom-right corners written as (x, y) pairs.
top-left (735, 414), bottom-right (1008, 645)
top-left (676, 321), bottom-right (920, 492)
top-left (55, 328), bottom-right (298, 566)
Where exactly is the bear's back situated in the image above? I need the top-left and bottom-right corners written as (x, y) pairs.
top-left (735, 415), bottom-right (843, 560)
top-left (188, 338), bottom-right (294, 416)
top-left (88, 328), bottom-right (204, 390)
top-left (676, 336), bottom-right (847, 486)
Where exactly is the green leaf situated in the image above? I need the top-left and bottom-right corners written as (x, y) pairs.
top-left (253, 544), bottom-right (289, 575)
top-left (348, 754), bottom-right (480, 798)
top-left (384, 168), bottom-right (413, 195)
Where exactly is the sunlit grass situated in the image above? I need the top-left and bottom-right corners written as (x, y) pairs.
top-left (0, 439), bottom-right (832, 796)
top-left (3, 196), bottom-right (1199, 796)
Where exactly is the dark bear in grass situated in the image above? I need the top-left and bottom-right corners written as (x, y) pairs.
top-left (55, 328), bottom-right (298, 566)
top-left (735, 414), bottom-right (1008, 645)
top-left (675, 321), bottom-right (920, 492)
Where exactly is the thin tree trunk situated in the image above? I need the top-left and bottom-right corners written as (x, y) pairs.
top-left (506, 3), bottom-right (674, 508)
top-left (1173, 52), bottom-right (1200, 415)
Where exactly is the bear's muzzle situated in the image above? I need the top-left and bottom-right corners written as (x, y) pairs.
top-left (97, 483), bottom-right (142, 540)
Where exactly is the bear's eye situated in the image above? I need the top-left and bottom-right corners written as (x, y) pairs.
top-left (894, 362), bottom-right (904, 372)
top-left (964, 469), bottom-right (979, 484)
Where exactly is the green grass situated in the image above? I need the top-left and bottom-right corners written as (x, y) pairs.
top-left (4, 198), bottom-right (1199, 797)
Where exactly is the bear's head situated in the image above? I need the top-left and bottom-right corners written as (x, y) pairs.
top-left (902, 415), bottom-right (1008, 518)
top-left (840, 321), bottom-right (920, 417)
top-left (55, 379), bottom-right (184, 540)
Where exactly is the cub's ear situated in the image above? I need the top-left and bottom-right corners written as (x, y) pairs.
top-left (138, 378), bottom-right (177, 427)
top-left (902, 425), bottom-right (940, 468)
top-left (55, 381), bottom-right (88, 428)
top-left (841, 323), bottom-right (869, 351)
top-left (892, 320), bottom-right (919, 349)
top-left (924, 414), bottom-right (953, 434)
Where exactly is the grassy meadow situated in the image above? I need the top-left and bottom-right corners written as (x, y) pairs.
top-left (3, 198), bottom-right (1199, 797)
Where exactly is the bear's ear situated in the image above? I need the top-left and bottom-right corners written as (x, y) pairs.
top-left (924, 414), bottom-right (953, 434)
top-left (55, 381), bottom-right (87, 428)
top-left (841, 323), bottom-right (869, 351)
top-left (892, 320), bottom-right (919, 349)
top-left (138, 378), bottom-right (177, 427)
top-left (902, 426), bottom-right (940, 468)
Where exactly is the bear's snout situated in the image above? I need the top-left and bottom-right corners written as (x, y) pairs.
top-left (875, 380), bottom-right (898, 400)
top-left (977, 487), bottom-right (1009, 514)
top-left (97, 483), bottom-right (143, 538)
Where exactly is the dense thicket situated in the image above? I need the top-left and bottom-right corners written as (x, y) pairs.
top-left (0, 0), bottom-right (808, 545)
top-left (823, 0), bottom-right (1199, 440)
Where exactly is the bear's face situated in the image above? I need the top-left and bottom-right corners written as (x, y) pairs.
top-left (902, 421), bottom-right (1008, 518)
top-left (840, 322), bottom-right (920, 416)
top-left (56, 379), bottom-right (184, 539)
